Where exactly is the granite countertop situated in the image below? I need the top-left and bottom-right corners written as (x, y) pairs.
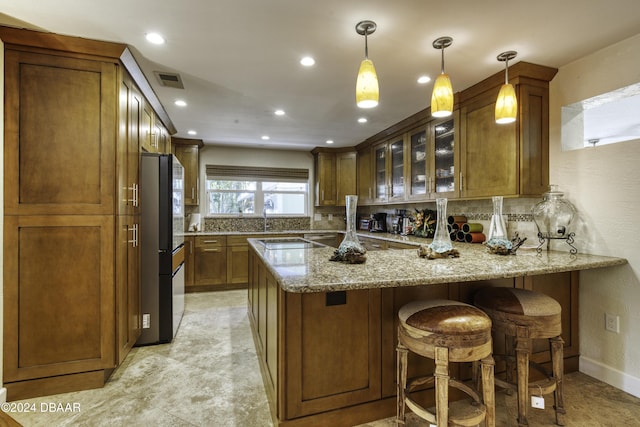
top-left (248, 237), bottom-right (628, 293)
top-left (182, 229), bottom-right (340, 236)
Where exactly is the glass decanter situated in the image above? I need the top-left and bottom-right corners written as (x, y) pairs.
top-left (428, 198), bottom-right (453, 253)
top-left (487, 196), bottom-right (510, 247)
top-left (337, 195), bottom-right (365, 253)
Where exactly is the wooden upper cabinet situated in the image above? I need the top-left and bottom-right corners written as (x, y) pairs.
top-left (429, 113), bottom-right (459, 200)
top-left (356, 147), bottom-right (373, 205)
top-left (335, 151), bottom-right (357, 206)
top-left (314, 151), bottom-right (336, 206)
top-left (312, 149), bottom-right (357, 207)
top-left (173, 140), bottom-right (201, 206)
top-left (3, 49), bottom-right (117, 216)
top-left (458, 63), bottom-right (555, 198)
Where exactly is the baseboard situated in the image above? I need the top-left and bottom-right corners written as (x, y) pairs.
top-left (580, 356), bottom-right (640, 398)
top-left (0, 387), bottom-right (6, 403)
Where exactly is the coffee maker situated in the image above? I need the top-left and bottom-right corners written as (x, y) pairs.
top-left (371, 212), bottom-right (387, 232)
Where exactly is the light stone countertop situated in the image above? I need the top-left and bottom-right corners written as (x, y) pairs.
top-left (248, 237), bottom-right (628, 293)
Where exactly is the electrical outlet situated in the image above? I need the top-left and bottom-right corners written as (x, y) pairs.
top-left (328, 214), bottom-right (333, 221)
top-left (605, 313), bottom-right (619, 333)
top-left (143, 313), bottom-right (151, 329)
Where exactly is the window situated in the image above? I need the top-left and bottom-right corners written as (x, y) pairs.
top-left (205, 165), bottom-right (309, 216)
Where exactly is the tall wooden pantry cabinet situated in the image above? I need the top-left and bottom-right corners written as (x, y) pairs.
top-left (1, 26), bottom-right (175, 400)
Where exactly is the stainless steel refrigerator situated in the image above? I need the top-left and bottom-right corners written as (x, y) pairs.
top-left (137, 153), bottom-right (185, 345)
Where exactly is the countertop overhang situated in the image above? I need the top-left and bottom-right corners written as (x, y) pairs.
top-left (248, 237), bottom-right (628, 293)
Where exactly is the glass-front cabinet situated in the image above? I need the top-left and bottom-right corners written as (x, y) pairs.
top-left (389, 137), bottom-right (405, 201)
top-left (373, 136), bottom-right (406, 203)
top-left (373, 142), bottom-right (387, 202)
top-left (430, 112), bottom-right (459, 199)
top-left (407, 128), bottom-right (428, 201)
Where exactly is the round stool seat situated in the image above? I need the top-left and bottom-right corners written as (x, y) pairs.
top-left (396, 299), bottom-right (496, 427)
top-left (474, 288), bottom-right (561, 339)
top-left (399, 299), bottom-right (492, 362)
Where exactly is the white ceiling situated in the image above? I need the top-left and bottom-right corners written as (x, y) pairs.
top-left (1, 0), bottom-right (640, 151)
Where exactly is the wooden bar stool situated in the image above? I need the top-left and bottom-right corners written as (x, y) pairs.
top-left (396, 299), bottom-right (495, 427)
top-left (474, 287), bottom-right (566, 426)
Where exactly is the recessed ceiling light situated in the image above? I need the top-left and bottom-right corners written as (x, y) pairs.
top-left (145, 32), bottom-right (166, 45)
top-left (187, 130), bottom-right (197, 135)
top-left (261, 135), bottom-right (270, 140)
top-left (358, 117), bottom-right (368, 123)
top-left (326, 140), bottom-right (334, 144)
top-left (174, 100), bottom-right (187, 107)
top-left (300, 56), bottom-right (315, 66)
top-left (274, 109), bottom-right (285, 116)
top-left (417, 75), bottom-right (431, 84)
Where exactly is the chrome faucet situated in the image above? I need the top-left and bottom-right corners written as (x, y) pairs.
top-left (263, 208), bottom-right (268, 232)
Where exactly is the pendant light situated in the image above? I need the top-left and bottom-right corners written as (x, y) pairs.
top-left (495, 51), bottom-right (518, 124)
top-left (355, 20), bottom-right (379, 109)
top-left (431, 36), bottom-right (454, 118)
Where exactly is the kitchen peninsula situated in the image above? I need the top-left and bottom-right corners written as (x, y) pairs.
top-left (247, 236), bottom-right (626, 427)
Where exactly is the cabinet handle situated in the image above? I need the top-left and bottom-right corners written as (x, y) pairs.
top-left (321, 190), bottom-right (324, 201)
top-left (127, 183), bottom-right (139, 207)
top-left (203, 248), bottom-right (221, 252)
top-left (372, 244), bottom-right (382, 248)
top-left (368, 187), bottom-right (372, 199)
top-left (127, 224), bottom-right (138, 247)
top-left (189, 240), bottom-right (193, 254)
top-left (459, 171), bottom-right (463, 192)
top-left (191, 188), bottom-right (195, 199)
top-left (202, 240), bottom-right (218, 243)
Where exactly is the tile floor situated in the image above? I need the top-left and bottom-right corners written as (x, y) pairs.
top-left (8, 290), bottom-right (640, 426)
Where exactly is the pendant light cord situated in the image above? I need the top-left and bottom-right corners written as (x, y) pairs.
top-left (364, 29), bottom-right (369, 59)
top-left (504, 57), bottom-right (509, 84)
top-left (440, 47), bottom-right (445, 74)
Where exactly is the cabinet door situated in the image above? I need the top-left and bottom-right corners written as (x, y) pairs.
top-left (459, 94), bottom-right (517, 198)
top-left (3, 215), bottom-right (116, 382)
top-left (315, 152), bottom-right (336, 206)
top-left (430, 114), bottom-right (459, 199)
top-left (117, 72), bottom-right (141, 216)
top-left (407, 127), bottom-right (428, 201)
top-left (116, 215), bottom-right (141, 364)
top-left (285, 289), bottom-right (381, 419)
top-left (336, 151), bottom-right (357, 206)
top-left (389, 137), bottom-right (406, 201)
top-left (194, 238), bottom-right (227, 286)
top-left (4, 50), bottom-right (116, 216)
top-left (373, 143), bottom-right (388, 203)
top-left (140, 101), bottom-right (154, 152)
top-left (174, 145), bottom-right (200, 206)
top-left (356, 147), bottom-right (373, 204)
top-left (184, 237), bottom-right (195, 286)
top-left (227, 243), bottom-right (249, 285)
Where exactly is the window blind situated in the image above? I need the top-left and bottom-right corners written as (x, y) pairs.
top-left (205, 165), bottom-right (309, 181)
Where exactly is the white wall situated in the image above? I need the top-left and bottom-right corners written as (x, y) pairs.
top-left (197, 145), bottom-right (315, 215)
top-left (549, 32), bottom-right (640, 397)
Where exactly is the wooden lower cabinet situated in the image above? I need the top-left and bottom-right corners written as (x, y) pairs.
top-left (3, 215), bottom-right (116, 398)
top-left (249, 247), bottom-right (579, 426)
top-left (193, 236), bottom-right (227, 288)
top-left (188, 234), bottom-right (301, 292)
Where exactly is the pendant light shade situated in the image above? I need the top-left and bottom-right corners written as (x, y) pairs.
top-left (355, 21), bottom-right (379, 109)
top-left (495, 51), bottom-right (518, 124)
top-left (431, 37), bottom-right (453, 118)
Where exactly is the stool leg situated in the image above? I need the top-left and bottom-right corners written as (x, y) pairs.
top-left (434, 346), bottom-right (449, 427)
top-left (515, 327), bottom-right (531, 427)
top-left (481, 355), bottom-right (496, 427)
top-left (504, 335), bottom-right (516, 395)
top-left (550, 336), bottom-right (566, 426)
top-left (396, 342), bottom-right (408, 426)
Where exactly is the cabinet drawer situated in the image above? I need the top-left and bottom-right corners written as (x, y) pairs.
top-left (195, 236), bottom-right (226, 247)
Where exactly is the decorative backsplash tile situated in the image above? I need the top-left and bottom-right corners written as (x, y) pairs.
top-left (202, 216), bottom-right (311, 232)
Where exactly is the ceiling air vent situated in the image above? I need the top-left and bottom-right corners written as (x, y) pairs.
top-left (154, 71), bottom-right (184, 89)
